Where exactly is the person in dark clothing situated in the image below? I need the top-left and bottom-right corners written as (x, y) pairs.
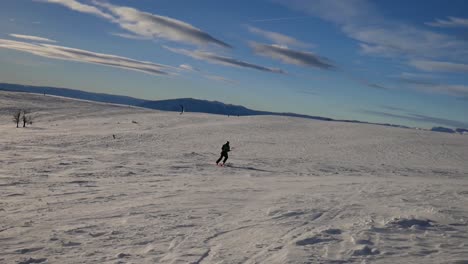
top-left (216, 141), bottom-right (230, 165)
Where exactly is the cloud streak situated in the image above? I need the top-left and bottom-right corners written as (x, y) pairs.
top-left (409, 60), bottom-right (468, 74)
top-left (0, 38), bottom-right (176, 76)
top-left (250, 16), bottom-right (309, 22)
top-left (178, 63), bottom-right (236, 84)
top-left (247, 26), bottom-right (309, 47)
top-left (179, 64), bottom-right (199, 72)
top-left (204, 74), bottom-right (238, 84)
top-left (110, 32), bottom-right (152, 40)
top-left (164, 46), bottom-right (286, 74)
top-left (274, 0), bottom-right (468, 59)
top-left (426, 17), bottom-right (468, 28)
top-left (395, 72), bottom-right (468, 98)
top-left (9, 34), bottom-right (56, 43)
top-left (367, 83), bottom-right (389, 90)
top-left (250, 42), bottom-right (334, 69)
top-left (363, 110), bottom-right (468, 128)
top-left (39, 0), bottom-right (231, 48)
top-left (36, 0), bottom-right (114, 20)
top-left (422, 84), bottom-right (468, 98)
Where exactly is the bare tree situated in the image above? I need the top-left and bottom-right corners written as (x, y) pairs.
top-left (22, 111), bottom-right (33, 127)
top-left (12, 110), bottom-right (21, 128)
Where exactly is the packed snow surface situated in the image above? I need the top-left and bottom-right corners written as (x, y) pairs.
top-left (1, 91), bottom-right (467, 264)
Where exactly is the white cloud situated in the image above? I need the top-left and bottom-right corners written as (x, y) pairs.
top-left (9, 34), bottom-right (57, 43)
top-left (178, 64), bottom-right (236, 84)
top-left (426, 17), bottom-right (468, 28)
top-left (395, 71), bottom-right (468, 98)
top-left (273, 0), bottom-right (377, 25)
top-left (95, 1), bottom-right (231, 48)
top-left (164, 46), bottom-right (286, 74)
top-left (204, 74), bottom-right (237, 84)
top-left (247, 26), bottom-right (309, 47)
top-left (36, 0), bottom-right (114, 20)
top-left (409, 60), bottom-right (468, 74)
top-left (363, 110), bottom-right (468, 128)
top-left (250, 16), bottom-right (309, 22)
top-left (421, 84), bottom-right (468, 98)
top-left (250, 42), bottom-right (334, 69)
top-left (0, 38), bottom-right (176, 76)
top-left (179, 64), bottom-right (199, 72)
top-left (274, 0), bottom-right (468, 59)
top-left (110, 32), bottom-right (152, 40)
top-left (39, 0), bottom-right (230, 48)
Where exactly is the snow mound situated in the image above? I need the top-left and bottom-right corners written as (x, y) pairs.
top-left (351, 245), bottom-right (380, 256)
top-left (388, 217), bottom-right (433, 229)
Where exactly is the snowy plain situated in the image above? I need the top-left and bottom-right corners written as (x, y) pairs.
top-left (0, 91), bottom-right (467, 264)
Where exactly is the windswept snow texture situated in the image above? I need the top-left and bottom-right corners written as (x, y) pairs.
top-left (1, 91), bottom-right (468, 264)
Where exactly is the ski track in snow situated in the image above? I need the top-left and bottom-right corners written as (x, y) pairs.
top-left (0, 91), bottom-right (467, 263)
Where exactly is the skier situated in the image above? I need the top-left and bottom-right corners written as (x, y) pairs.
top-left (216, 141), bottom-right (230, 166)
top-left (180, 104), bottom-right (184, 115)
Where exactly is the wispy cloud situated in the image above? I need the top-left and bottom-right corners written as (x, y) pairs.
top-left (380, 105), bottom-right (411, 112)
top-left (422, 84), bottom-right (468, 98)
top-left (9, 34), bottom-right (56, 43)
top-left (38, 0), bottom-right (231, 48)
top-left (344, 73), bottom-right (391, 90)
top-left (250, 42), bottom-right (334, 69)
top-left (274, 0), bottom-right (468, 59)
top-left (204, 74), bottom-right (238, 84)
top-left (426, 17), bottom-right (468, 28)
top-left (35, 0), bottom-right (114, 20)
top-left (393, 71), bottom-right (468, 98)
top-left (178, 63), bottom-right (236, 84)
top-left (247, 26), bottom-right (309, 47)
top-left (394, 72), bottom-right (438, 86)
top-left (399, 77), bottom-right (437, 86)
top-left (0, 38), bottom-right (176, 76)
top-left (251, 16), bottom-right (309, 22)
top-left (164, 46), bottom-right (286, 74)
top-left (179, 64), bottom-right (199, 72)
top-left (363, 109), bottom-right (468, 128)
top-left (295, 89), bottom-right (319, 96)
top-left (110, 32), bottom-right (152, 40)
top-left (409, 60), bottom-right (468, 74)
top-left (367, 83), bottom-right (389, 90)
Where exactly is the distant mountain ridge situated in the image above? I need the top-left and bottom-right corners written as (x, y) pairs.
top-left (0, 83), bottom-right (146, 106)
top-left (1, 82), bottom-right (466, 133)
top-left (0, 83), bottom-right (332, 121)
top-left (139, 98), bottom-right (333, 121)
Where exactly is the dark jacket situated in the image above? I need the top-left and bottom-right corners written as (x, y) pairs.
top-left (222, 143), bottom-right (230, 153)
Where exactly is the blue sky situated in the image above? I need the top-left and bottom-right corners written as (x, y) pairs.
top-left (0, 0), bottom-right (467, 128)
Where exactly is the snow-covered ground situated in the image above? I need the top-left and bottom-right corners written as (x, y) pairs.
top-left (1, 91), bottom-right (467, 264)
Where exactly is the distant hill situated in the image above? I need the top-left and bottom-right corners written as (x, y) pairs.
top-left (1, 82), bottom-right (466, 133)
top-left (431, 127), bottom-right (456, 133)
top-left (140, 98), bottom-right (333, 121)
top-left (139, 98), bottom-right (255, 116)
top-left (0, 83), bottom-right (332, 121)
top-left (0, 83), bottom-right (146, 106)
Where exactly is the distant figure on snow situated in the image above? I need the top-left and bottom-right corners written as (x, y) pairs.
top-left (180, 104), bottom-right (184, 115)
top-left (216, 141), bottom-right (231, 166)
